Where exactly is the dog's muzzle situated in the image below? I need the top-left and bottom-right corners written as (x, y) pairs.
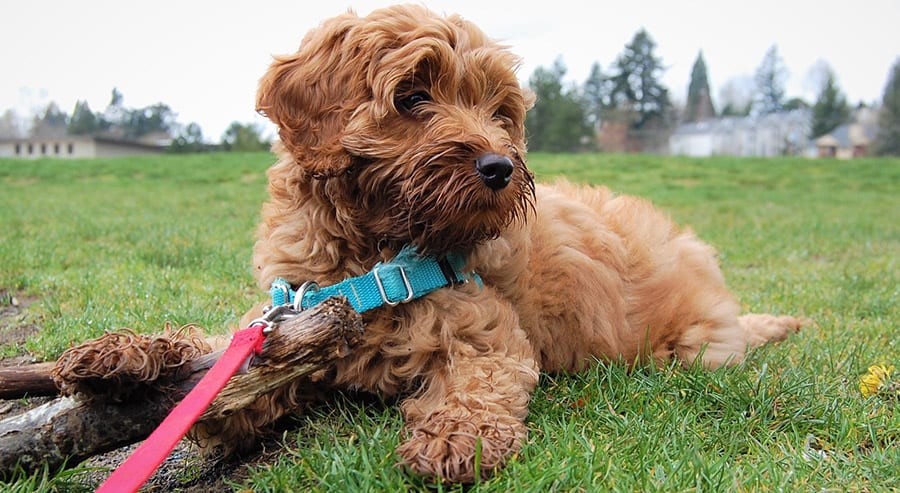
top-left (475, 153), bottom-right (514, 190)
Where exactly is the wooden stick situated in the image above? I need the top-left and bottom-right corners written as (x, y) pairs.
top-left (0, 362), bottom-right (56, 399)
top-left (0, 298), bottom-right (362, 477)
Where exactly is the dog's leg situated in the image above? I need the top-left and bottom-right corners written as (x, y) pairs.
top-left (395, 301), bottom-right (539, 483)
top-left (671, 314), bottom-right (807, 369)
top-left (738, 313), bottom-right (806, 348)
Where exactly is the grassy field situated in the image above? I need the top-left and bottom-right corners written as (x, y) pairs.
top-left (1, 152), bottom-right (898, 491)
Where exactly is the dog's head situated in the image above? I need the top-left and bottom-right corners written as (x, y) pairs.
top-left (257, 5), bottom-right (535, 254)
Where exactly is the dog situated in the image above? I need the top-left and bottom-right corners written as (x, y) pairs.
top-left (200, 4), bottom-right (805, 482)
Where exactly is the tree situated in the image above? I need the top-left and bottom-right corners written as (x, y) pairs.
top-left (783, 97), bottom-right (810, 111)
top-left (68, 100), bottom-right (100, 135)
top-left (95, 89), bottom-right (177, 140)
top-left (170, 122), bottom-right (207, 153)
top-left (582, 62), bottom-right (611, 129)
top-left (526, 59), bottom-right (564, 149)
top-left (221, 121), bottom-right (269, 152)
top-left (607, 28), bottom-right (673, 149)
top-left (0, 109), bottom-right (25, 139)
top-left (525, 58), bottom-right (591, 152)
top-left (102, 88), bottom-right (128, 130)
top-left (31, 102), bottom-right (68, 138)
top-left (123, 103), bottom-right (176, 140)
top-left (753, 45), bottom-right (788, 115)
top-left (684, 51), bottom-right (716, 122)
top-left (719, 76), bottom-right (754, 116)
top-left (874, 58), bottom-right (900, 156)
top-left (803, 60), bottom-right (832, 100)
top-left (810, 67), bottom-right (849, 138)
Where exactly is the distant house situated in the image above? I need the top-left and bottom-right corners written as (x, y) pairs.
top-left (669, 109), bottom-right (811, 157)
top-left (814, 107), bottom-right (879, 159)
top-left (815, 123), bottom-right (876, 158)
top-left (0, 135), bottom-right (165, 159)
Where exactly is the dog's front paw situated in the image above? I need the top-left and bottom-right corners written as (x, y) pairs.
top-left (397, 408), bottom-right (526, 483)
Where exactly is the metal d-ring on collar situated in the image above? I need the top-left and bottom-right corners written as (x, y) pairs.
top-left (292, 281), bottom-right (320, 311)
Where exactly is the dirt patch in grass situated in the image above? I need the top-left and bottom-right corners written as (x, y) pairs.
top-left (0, 289), bottom-right (49, 420)
top-left (0, 289), bottom-right (40, 351)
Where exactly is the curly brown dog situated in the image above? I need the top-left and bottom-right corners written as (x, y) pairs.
top-left (202, 4), bottom-right (805, 482)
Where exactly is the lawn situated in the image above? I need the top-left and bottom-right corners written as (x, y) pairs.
top-left (1, 152), bottom-right (898, 491)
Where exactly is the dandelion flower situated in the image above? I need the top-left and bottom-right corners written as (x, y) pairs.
top-left (859, 364), bottom-right (895, 397)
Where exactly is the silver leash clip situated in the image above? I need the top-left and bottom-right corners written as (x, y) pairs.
top-left (251, 304), bottom-right (300, 335)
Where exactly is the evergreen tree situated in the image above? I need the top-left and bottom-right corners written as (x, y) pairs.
top-left (31, 102), bottom-right (68, 137)
top-left (103, 88), bottom-right (127, 130)
top-left (874, 59), bottom-right (900, 156)
top-left (41, 102), bottom-right (68, 127)
top-left (753, 45), bottom-right (788, 115)
top-left (607, 29), bottom-right (673, 148)
top-left (810, 68), bottom-right (849, 138)
top-left (68, 100), bottom-right (99, 135)
top-left (525, 58), bottom-right (591, 152)
top-left (582, 62), bottom-right (611, 129)
top-left (684, 51), bottom-right (716, 122)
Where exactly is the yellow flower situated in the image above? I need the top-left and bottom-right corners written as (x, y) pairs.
top-left (859, 364), bottom-right (895, 397)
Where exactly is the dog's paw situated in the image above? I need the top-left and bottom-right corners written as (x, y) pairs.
top-left (739, 313), bottom-right (810, 347)
top-left (396, 408), bottom-right (526, 483)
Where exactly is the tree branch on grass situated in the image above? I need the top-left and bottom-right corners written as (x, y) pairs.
top-left (0, 297), bottom-right (362, 477)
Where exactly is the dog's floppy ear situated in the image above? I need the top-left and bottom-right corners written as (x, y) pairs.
top-left (257, 13), bottom-right (365, 177)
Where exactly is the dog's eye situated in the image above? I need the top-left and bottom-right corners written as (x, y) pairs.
top-left (396, 91), bottom-right (432, 113)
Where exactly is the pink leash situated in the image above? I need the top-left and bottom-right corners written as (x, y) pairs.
top-left (95, 321), bottom-right (269, 493)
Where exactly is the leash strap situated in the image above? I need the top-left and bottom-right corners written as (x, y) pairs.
top-left (270, 245), bottom-right (481, 313)
top-left (95, 321), bottom-right (270, 493)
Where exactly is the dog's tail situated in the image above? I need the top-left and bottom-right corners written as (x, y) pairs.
top-left (738, 313), bottom-right (809, 348)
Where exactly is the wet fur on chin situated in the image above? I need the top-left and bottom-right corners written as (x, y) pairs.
top-left (194, 4), bottom-right (808, 483)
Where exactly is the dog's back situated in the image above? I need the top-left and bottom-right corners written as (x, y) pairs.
top-left (472, 181), bottom-right (804, 371)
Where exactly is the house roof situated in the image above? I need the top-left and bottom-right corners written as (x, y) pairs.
top-left (815, 123), bottom-right (877, 148)
top-left (816, 134), bottom-right (841, 147)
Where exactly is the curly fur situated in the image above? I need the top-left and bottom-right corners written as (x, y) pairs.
top-left (211, 5), bottom-right (805, 482)
top-left (52, 324), bottom-right (210, 402)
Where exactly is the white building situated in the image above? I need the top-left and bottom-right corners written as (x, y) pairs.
top-left (669, 109), bottom-right (812, 157)
top-left (0, 136), bottom-right (164, 159)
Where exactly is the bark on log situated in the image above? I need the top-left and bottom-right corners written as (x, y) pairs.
top-left (0, 298), bottom-right (362, 477)
top-left (0, 362), bottom-right (56, 399)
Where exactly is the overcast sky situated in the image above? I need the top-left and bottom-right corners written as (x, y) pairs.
top-left (2, 0), bottom-right (898, 140)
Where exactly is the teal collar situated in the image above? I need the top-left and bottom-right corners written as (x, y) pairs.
top-left (269, 245), bottom-right (481, 313)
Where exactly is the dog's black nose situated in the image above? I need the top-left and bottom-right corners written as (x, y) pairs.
top-left (475, 154), bottom-right (514, 190)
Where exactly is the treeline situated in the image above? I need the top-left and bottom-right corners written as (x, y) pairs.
top-left (0, 88), bottom-right (269, 153)
top-left (524, 29), bottom-right (900, 155)
top-left (3, 31), bottom-right (899, 157)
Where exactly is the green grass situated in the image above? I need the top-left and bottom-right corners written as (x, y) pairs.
top-left (1, 152), bottom-right (898, 491)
